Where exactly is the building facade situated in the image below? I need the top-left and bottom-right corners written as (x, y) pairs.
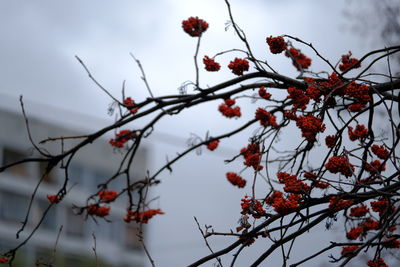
top-left (0, 107), bottom-right (147, 266)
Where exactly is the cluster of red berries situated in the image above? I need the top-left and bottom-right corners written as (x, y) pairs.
top-left (123, 97), bottom-right (138, 114)
top-left (345, 82), bottom-right (371, 102)
top-left (255, 108), bottom-right (277, 127)
top-left (346, 226), bottom-right (364, 240)
top-left (349, 205), bottom-right (369, 217)
top-left (306, 75), bottom-right (334, 100)
top-left (285, 48), bottom-right (312, 70)
top-left (341, 245), bottom-right (359, 257)
top-left (87, 205), bottom-right (110, 217)
top-left (109, 129), bottom-right (137, 148)
top-left (345, 217), bottom-right (381, 241)
top-left (339, 51), bottom-right (361, 72)
top-left (98, 190), bottom-right (118, 203)
top-left (240, 143), bottom-right (263, 171)
top-left (265, 191), bottom-right (301, 215)
top-left (218, 98), bottom-right (241, 118)
top-left (365, 160), bottom-right (386, 174)
top-left (0, 257), bottom-right (8, 264)
top-left (277, 172), bottom-right (310, 194)
top-left (226, 172), bottom-right (246, 188)
top-left (287, 87), bottom-right (310, 110)
top-left (370, 199), bottom-right (393, 216)
top-left (283, 110), bottom-right (298, 120)
top-left (348, 124), bottom-right (368, 141)
top-left (182, 17), bottom-right (208, 37)
top-left (347, 102), bottom-right (366, 112)
top-left (367, 258), bottom-right (388, 267)
top-left (295, 115), bottom-right (326, 142)
top-left (371, 144), bottom-right (389, 160)
top-left (328, 196), bottom-right (354, 211)
top-left (124, 209), bottom-right (165, 223)
top-left (362, 218), bottom-right (381, 231)
top-left (258, 86), bottom-right (271, 100)
top-left (206, 139), bottom-right (219, 151)
top-left (325, 156), bottom-right (355, 177)
top-left (325, 135), bottom-right (336, 148)
top-left (240, 196), bottom-right (266, 218)
top-left (203, 56), bottom-right (221, 72)
top-left (47, 194), bottom-right (61, 204)
top-left (266, 36), bottom-right (287, 54)
top-left (305, 84), bottom-right (322, 102)
top-left (228, 58), bottom-right (249, 76)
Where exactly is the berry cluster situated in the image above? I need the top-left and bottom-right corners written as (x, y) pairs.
top-left (371, 144), bottom-right (389, 160)
top-left (345, 82), bottom-right (371, 103)
top-left (347, 102), bottom-right (366, 112)
top-left (287, 87), bottom-right (310, 110)
top-left (365, 160), bottom-right (386, 174)
top-left (203, 56), bottom-right (221, 72)
top-left (98, 190), bottom-right (118, 203)
top-left (240, 143), bottom-right (263, 170)
top-left (123, 97), bottom-right (139, 114)
top-left (218, 98), bottom-right (241, 118)
top-left (341, 245), bottom-right (359, 257)
top-left (285, 48), bottom-right (312, 70)
top-left (325, 135), bottom-right (336, 148)
top-left (228, 58), bottom-right (249, 76)
top-left (367, 258), bottom-right (388, 267)
top-left (325, 156), bottom-right (355, 177)
top-left (124, 209), bottom-right (165, 223)
top-left (266, 36), bottom-right (287, 54)
top-left (255, 108), bottom-right (277, 127)
top-left (109, 129), bottom-right (137, 148)
top-left (87, 205), bottom-right (110, 217)
top-left (47, 194), bottom-right (61, 204)
top-left (182, 17), bottom-right (208, 37)
top-left (328, 196), bottom-right (354, 211)
top-left (226, 172), bottom-right (246, 188)
top-left (348, 124), bottom-right (368, 141)
top-left (349, 205), bottom-right (369, 217)
top-left (241, 196), bottom-right (266, 218)
top-left (277, 172), bottom-right (310, 194)
top-left (339, 51), bottom-right (361, 72)
top-left (295, 115), bottom-right (326, 142)
top-left (370, 199), bottom-right (393, 216)
top-left (258, 86), bottom-right (271, 100)
top-left (265, 191), bottom-right (301, 215)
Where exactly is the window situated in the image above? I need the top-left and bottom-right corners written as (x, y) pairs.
top-left (37, 162), bottom-right (58, 185)
top-left (68, 163), bottom-right (86, 190)
top-left (65, 207), bottom-right (85, 238)
top-left (86, 169), bottom-right (112, 192)
top-left (0, 191), bottom-right (30, 223)
top-left (1, 147), bottom-right (29, 177)
top-left (90, 218), bottom-right (111, 240)
top-left (35, 200), bottom-right (57, 230)
top-left (110, 220), bottom-right (124, 242)
top-left (125, 224), bottom-right (142, 250)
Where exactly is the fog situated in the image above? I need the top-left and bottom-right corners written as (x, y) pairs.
top-left (0, 0), bottom-right (374, 266)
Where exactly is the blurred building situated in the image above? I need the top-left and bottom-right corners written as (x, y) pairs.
top-left (0, 107), bottom-right (147, 267)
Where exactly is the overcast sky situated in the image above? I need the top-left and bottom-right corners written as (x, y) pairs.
top-left (0, 1), bottom-right (377, 266)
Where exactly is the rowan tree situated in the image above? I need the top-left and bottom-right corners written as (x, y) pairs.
top-left (1, 1), bottom-right (400, 266)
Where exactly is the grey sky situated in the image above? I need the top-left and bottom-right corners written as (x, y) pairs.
top-left (0, 1), bottom-right (374, 266)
